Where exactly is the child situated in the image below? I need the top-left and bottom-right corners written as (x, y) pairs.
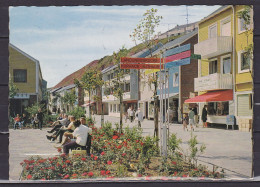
top-left (183, 114), bottom-right (188, 131)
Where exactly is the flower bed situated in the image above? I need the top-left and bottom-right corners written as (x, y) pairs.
top-left (20, 122), bottom-right (224, 180)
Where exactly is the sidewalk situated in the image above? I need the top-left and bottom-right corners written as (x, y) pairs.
top-left (93, 115), bottom-right (252, 179)
top-left (9, 115), bottom-right (252, 180)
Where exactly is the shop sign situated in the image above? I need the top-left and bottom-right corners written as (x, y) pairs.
top-left (163, 43), bottom-right (191, 57)
top-left (120, 57), bottom-right (161, 63)
top-left (13, 93), bottom-right (30, 99)
top-left (120, 63), bottom-right (163, 69)
top-left (165, 58), bottom-right (190, 68)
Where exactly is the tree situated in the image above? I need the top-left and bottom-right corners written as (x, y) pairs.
top-left (63, 88), bottom-right (77, 112)
top-left (75, 70), bottom-right (103, 118)
top-left (130, 8), bottom-right (163, 140)
top-left (237, 5), bottom-right (253, 77)
top-left (9, 78), bottom-right (19, 98)
top-left (109, 46), bottom-right (129, 132)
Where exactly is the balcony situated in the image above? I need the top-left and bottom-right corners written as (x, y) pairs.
top-left (194, 73), bottom-right (233, 92)
top-left (194, 36), bottom-right (232, 59)
top-left (102, 92), bottom-right (131, 102)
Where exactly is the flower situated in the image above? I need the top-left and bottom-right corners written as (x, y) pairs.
top-left (91, 154), bottom-right (94, 158)
top-left (82, 172), bottom-right (88, 176)
top-left (172, 161), bottom-right (177, 165)
top-left (81, 157), bottom-right (86, 161)
top-left (106, 170), bottom-right (111, 175)
top-left (57, 148), bottom-right (62, 153)
top-left (182, 174), bottom-right (188, 178)
top-left (117, 145), bottom-right (122, 149)
top-left (140, 142), bottom-right (144, 146)
top-left (112, 135), bottom-right (118, 140)
top-left (122, 153), bottom-right (126, 157)
top-left (65, 160), bottom-right (71, 164)
top-left (101, 152), bottom-right (105, 156)
top-left (94, 156), bottom-right (98, 161)
top-left (63, 174), bottom-right (70, 179)
top-left (100, 170), bottom-right (106, 176)
top-left (27, 175), bottom-right (32, 179)
top-left (137, 174), bottom-right (142, 177)
top-left (173, 171), bottom-right (178, 176)
top-left (107, 161), bottom-right (112, 165)
top-left (88, 172), bottom-right (94, 177)
top-left (60, 153), bottom-right (66, 157)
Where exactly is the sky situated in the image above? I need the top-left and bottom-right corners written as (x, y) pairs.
top-left (9, 5), bottom-right (221, 88)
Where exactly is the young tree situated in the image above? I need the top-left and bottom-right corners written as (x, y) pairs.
top-left (130, 8), bottom-right (163, 139)
top-left (9, 78), bottom-right (19, 98)
top-left (63, 88), bottom-right (77, 112)
top-left (110, 46), bottom-right (129, 132)
top-left (74, 70), bottom-right (103, 118)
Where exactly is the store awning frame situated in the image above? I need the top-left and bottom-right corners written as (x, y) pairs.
top-left (184, 89), bottom-right (233, 103)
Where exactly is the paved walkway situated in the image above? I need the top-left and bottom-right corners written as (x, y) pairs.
top-left (9, 115), bottom-right (252, 180)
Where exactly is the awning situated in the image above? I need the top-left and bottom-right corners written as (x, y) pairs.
top-left (184, 89), bottom-right (233, 103)
top-left (81, 101), bottom-right (95, 107)
top-left (158, 92), bottom-right (178, 100)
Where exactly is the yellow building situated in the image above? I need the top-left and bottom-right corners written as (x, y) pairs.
top-left (189, 5), bottom-right (253, 130)
top-left (9, 44), bottom-right (44, 116)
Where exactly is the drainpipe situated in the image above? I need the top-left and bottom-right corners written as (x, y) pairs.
top-left (232, 6), bottom-right (236, 119)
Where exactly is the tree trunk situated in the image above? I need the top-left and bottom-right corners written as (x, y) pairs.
top-left (119, 94), bottom-right (123, 133)
top-left (153, 76), bottom-right (159, 148)
top-left (89, 90), bottom-right (91, 118)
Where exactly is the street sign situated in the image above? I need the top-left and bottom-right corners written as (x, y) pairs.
top-left (163, 43), bottom-right (190, 57)
top-left (190, 53), bottom-right (201, 59)
top-left (120, 57), bottom-right (161, 63)
top-left (165, 50), bottom-right (191, 63)
top-left (120, 63), bottom-right (163, 69)
top-left (165, 58), bottom-right (190, 68)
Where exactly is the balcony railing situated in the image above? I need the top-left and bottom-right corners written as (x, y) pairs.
top-left (194, 73), bottom-right (233, 92)
top-left (194, 36), bottom-right (232, 59)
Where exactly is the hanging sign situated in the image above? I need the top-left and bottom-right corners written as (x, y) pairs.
top-left (165, 58), bottom-right (190, 69)
top-left (120, 57), bottom-right (163, 69)
top-left (163, 43), bottom-right (190, 57)
top-left (121, 57), bottom-right (161, 63)
top-left (120, 63), bottom-right (163, 69)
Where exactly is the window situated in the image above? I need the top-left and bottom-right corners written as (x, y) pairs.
top-left (113, 104), bottom-right (116, 112)
top-left (209, 59), bottom-right (218, 74)
top-left (208, 102), bottom-right (229, 116)
top-left (209, 23), bottom-right (217, 38)
top-left (238, 15), bottom-right (250, 34)
top-left (125, 83), bottom-right (130, 92)
top-left (238, 50), bottom-right (251, 73)
top-left (110, 104), bottom-right (112, 112)
top-left (13, 69), bottom-right (27, 82)
top-left (221, 17), bottom-right (231, 36)
top-left (221, 55), bottom-right (231, 74)
top-left (173, 73), bottom-right (179, 87)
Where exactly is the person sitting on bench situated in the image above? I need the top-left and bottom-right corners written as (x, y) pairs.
top-left (13, 114), bottom-right (21, 130)
top-left (63, 118), bottom-right (92, 155)
top-left (47, 114), bottom-right (69, 133)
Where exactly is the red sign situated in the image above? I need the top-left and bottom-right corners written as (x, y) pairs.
top-left (120, 63), bottom-right (163, 69)
top-left (120, 57), bottom-right (161, 64)
top-left (165, 50), bottom-right (191, 63)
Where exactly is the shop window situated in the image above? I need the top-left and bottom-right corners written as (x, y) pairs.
top-left (208, 102), bottom-right (229, 116)
top-left (209, 59), bottom-right (218, 74)
top-left (13, 69), bottom-right (27, 83)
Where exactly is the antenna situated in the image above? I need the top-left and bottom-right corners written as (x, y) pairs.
top-left (160, 23), bottom-right (177, 42)
top-left (181, 6), bottom-right (195, 33)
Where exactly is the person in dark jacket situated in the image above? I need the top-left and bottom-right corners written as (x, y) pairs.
top-left (202, 105), bottom-right (208, 128)
top-left (37, 108), bottom-right (44, 130)
top-left (20, 113), bottom-right (28, 128)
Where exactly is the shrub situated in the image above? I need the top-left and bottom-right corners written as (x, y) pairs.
top-left (68, 106), bottom-right (86, 119)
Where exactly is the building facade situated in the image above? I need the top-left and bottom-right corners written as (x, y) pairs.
top-left (9, 44), bottom-right (44, 116)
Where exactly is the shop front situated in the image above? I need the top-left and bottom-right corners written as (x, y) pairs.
top-left (184, 89), bottom-right (233, 125)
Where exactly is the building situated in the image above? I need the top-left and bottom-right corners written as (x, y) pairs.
top-left (9, 44), bottom-right (44, 116)
top-left (185, 5), bottom-right (253, 130)
top-left (50, 60), bottom-right (99, 114)
top-left (101, 65), bottom-right (138, 117)
top-left (153, 29), bottom-right (198, 122)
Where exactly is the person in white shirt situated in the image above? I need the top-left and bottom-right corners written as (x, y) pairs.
top-left (136, 108), bottom-right (143, 128)
top-left (63, 117), bottom-right (92, 155)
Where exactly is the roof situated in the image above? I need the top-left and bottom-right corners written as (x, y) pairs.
top-left (52, 60), bottom-right (99, 90)
top-left (152, 29), bottom-right (198, 56)
top-left (57, 84), bottom-right (76, 92)
top-left (199, 5), bottom-right (231, 24)
top-left (101, 64), bottom-right (118, 74)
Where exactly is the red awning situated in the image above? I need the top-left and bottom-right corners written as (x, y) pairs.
top-left (184, 90), bottom-right (233, 103)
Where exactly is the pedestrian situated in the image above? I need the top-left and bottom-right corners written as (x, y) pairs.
top-left (129, 107), bottom-right (134, 123)
top-left (193, 106), bottom-right (198, 127)
top-left (37, 108), bottom-right (44, 130)
top-left (202, 105), bottom-right (208, 128)
top-left (20, 113), bottom-right (27, 129)
top-left (183, 114), bottom-right (188, 131)
top-left (124, 112), bottom-right (128, 123)
top-left (166, 107), bottom-right (173, 123)
top-left (136, 108), bottom-right (143, 128)
top-left (188, 108), bottom-right (195, 131)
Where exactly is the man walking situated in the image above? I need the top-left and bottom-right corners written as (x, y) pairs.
top-left (136, 108), bottom-right (143, 128)
top-left (37, 108), bottom-right (44, 130)
top-left (188, 108), bottom-right (195, 131)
